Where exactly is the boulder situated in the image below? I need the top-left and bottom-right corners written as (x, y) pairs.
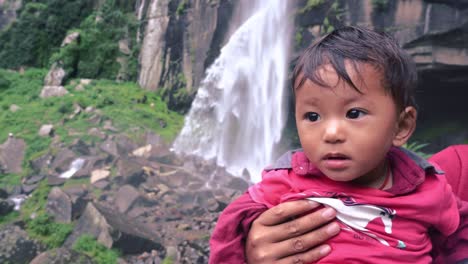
top-left (0, 199), bottom-right (14, 216)
top-left (116, 158), bottom-right (146, 187)
top-left (44, 62), bottom-right (65, 86)
top-left (47, 175), bottom-right (66, 186)
top-left (0, 137), bottom-right (25, 174)
top-left (90, 169), bottom-right (110, 184)
top-left (9, 104), bottom-right (20, 112)
top-left (63, 187), bottom-right (89, 220)
top-left (30, 153), bottom-right (53, 173)
top-left (38, 124), bottom-right (54, 137)
top-left (60, 32), bottom-right (80, 47)
top-left (46, 187), bottom-right (72, 223)
top-left (0, 224), bottom-right (46, 264)
top-left (100, 139), bottom-right (119, 157)
top-left (115, 185), bottom-right (141, 214)
top-left (39, 86), bottom-right (68, 98)
top-left (51, 149), bottom-right (76, 173)
top-left (0, 189), bottom-right (7, 199)
top-left (64, 203), bottom-right (164, 255)
top-left (30, 247), bottom-right (93, 264)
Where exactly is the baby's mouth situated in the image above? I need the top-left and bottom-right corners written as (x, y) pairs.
top-left (323, 153), bottom-right (350, 160)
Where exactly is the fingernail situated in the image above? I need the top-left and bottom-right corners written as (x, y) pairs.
top-left (327, 222), bottom-right (340, 235)
top-left (321, 208), bottom-right (335, 219)
top-left (320, 245), bottom-right (331, 255)
top-left (307, 200), bottom-right (319, 208)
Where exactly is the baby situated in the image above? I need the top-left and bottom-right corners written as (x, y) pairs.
top-left (210, 26), bottom-right (467, 263)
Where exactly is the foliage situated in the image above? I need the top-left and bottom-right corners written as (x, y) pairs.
top-left (49, 0), bottom-right (140, 81)
top-left (295, 28), bottom-right (304, 48)
top-left (162, 256), bottom-right (175, 264)
top-left (0, 68), bottom-right (182, 174)
top-left (20, 181), bottom-right (51, 218)
top-left (403, 141), bottom-right (431, 159)
top-left (0, 71), bottom-right (11, 90)
top-left (299, 0), bottom-right (325, 13)
top-left (176, 0), bottom-right (189, 16)
top-left (372, 0), bottom-right (389, 12)
top-left (0, 211), bottom-right (20, 226)
top-left (25, 213), bottom-right (74, 248)
top-left (73, 234), bottom-right (121, 264)
top-left (0, 173), bottom-right (22, 189)
top-left (0, 0), bottom-right (95, 69)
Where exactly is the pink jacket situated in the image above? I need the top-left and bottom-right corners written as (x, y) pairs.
top-left (209, 145), bottom-right (468, 264)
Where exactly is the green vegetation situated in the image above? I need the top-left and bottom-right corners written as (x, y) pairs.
top-left (50, 0), bottom-right (140, 82)
top-left (403, 141), bottom-right (430, 159)
top-left (0, 67), bottom-right (183, 235)
top-left (162, 256), bottom-right (175, 264)
top-left (0, 68), bottom-right (183, 163)
top-left (176, 0), bottom-right (189, 16)
top-left (372, 0), bottom-right (389, 12)
top-left (299, 0), bottom-right (325, 13)
top-left (0, 211), bottom-right (20, 226)
top-left (73, 234), bottom-right (121, 264)
top-left (0, 0), bottom-right (95, 69)
top-left (25, 213), bottom-right (74, 248)
top-left (295, 28), bottom-right (304, 48)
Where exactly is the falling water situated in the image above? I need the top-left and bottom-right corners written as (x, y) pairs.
top-left (172, 0), bottom-right (291, 183)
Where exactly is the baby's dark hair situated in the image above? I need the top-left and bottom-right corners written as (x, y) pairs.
top-left (292, 26), bottom-right (417, 110)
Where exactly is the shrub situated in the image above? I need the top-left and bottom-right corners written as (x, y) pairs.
top-left (25, 213), bottom-right (74, 248)
top-left (73, 234), bottom-right (120, 264)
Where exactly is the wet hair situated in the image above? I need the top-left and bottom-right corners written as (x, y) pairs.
top-left (292, 26), bottom-right (417, 110)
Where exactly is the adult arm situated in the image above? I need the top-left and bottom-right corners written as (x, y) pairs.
top-left (209, 191), bottom-right (267, 264)
top-left (245, 199), bottom-right (340, 263)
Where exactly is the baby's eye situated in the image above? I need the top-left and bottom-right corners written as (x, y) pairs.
top-left (305, 112), bottom-right (320, 122)
top-left (346, 109), bottom-right (367, 119)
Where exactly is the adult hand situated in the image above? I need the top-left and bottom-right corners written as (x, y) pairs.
top-left (246, 200), bottom-right (340, 263)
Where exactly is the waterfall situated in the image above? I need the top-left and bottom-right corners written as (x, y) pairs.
top-left (172, 0), bottom-right (291, 183)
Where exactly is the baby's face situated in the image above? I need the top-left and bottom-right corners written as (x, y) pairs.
top-left (294, 62), bottom-right (401, 187)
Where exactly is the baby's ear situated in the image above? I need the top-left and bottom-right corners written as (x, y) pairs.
top-left (393, 106), bottom-right (417, 147)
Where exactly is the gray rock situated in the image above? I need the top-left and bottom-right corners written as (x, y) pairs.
top-left (47, 175), bottom-right (66, 186)
top-left (224, 176), bottom-right (249, 192)
top-left (70, 139), bottom-right (90, 156)
top-left (21, 182), bottom-right (39, 195)
top-left (9, 104), bottom-right (20, 112)
top-left (24, 175), bottom-right (46, 185)
top-left (65, 203), bottom-right (164, 255)
top-left (0, 188), bottom-right (8, 199)
top-left (100, 139), bottom-right (119, 157)
top-left (115, 134), bottom-right (139, 157)
top-left (46, 187), bottom-right (72, 223)
top-left (116, 158), bottom-right (146, 187)
top-left (61, 31), bottom-right (80, 47)
top-left (0, 224), bottom-right (46, 264)
top-left (115, 185), bottom-right (141, 213)
top-left (0, 137), bottom-right (25, 174)
top-left (30, 247), bottom-right (93, 264)
top-left (44, 62), bottom-right (65, 86)
top-left (38, 124), bottom-right (54, 137)
top-left (30, 153), bottom-right (53, 173)
top-left (93, 180), bottom-right (110, 190)
top-left (0, 199), bottom-right (14, 216)
top-left (51, 149), bottom-right (76, 173)
top-left (40, 85), bottom-right (68, 98)
top-left (63, 187), bottom-right (89, 221)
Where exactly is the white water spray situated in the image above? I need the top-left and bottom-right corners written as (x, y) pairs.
top-left (173, 0), bottom-right (291, 183)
